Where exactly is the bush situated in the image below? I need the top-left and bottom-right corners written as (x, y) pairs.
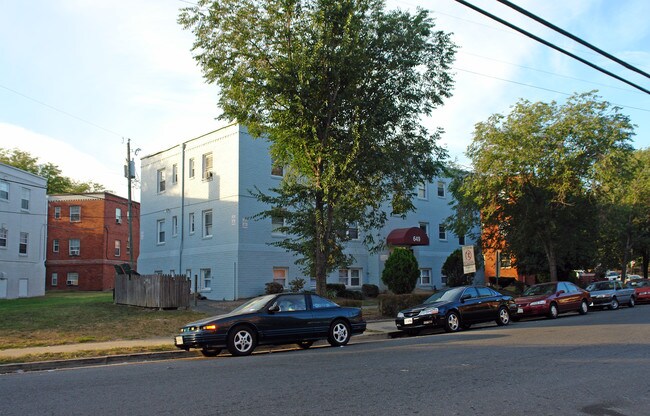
top-left (265, 282), bottom-right (284, 294)
top-left (377, 293), bottom-right (431, 317)
top-left (362, 284), bottom-right (379, 298)
top-left (339, 289), bottom-right (363, 300)
top-left (335, 298), bottom-right (363, 308)
top-left (326, 283), bottom-right (347, 297)
top-left (381, 248), bottom-right (419, 294)
top-left (289, 278), bottom-right (306, 292)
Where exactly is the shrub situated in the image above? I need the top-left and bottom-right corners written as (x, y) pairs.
top-left (339, 289), bottom-right (363, 300)
top-left (381, 248), bottom-right (419, 294)
top-left (326, 283), bottom-right (347, 297)
top-left (362, 284), bottom-right (379, 298)
top-left (377, 293), bottom-right (431, 317)
top-left (442, 248), bottom-right (475, 287)
top-left (265, 282), bottom-right (284, 294)
top-left (335, 298), bottom-right (363, 308)
top-left (289, 278), bottom-right (306, 292)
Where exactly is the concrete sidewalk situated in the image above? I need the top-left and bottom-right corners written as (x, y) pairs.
top-left (0, 320), bottom-right (399, 373)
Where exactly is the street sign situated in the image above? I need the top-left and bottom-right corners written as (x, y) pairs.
top-left (462, 245), bottom-right (476, 274)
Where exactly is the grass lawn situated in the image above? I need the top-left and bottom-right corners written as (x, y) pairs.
top-left (0, 291), bottom-right (207, 350)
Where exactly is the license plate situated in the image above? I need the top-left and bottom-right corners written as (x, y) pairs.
top-left (175, 336), bottom-right (184, 345)
top-left (404, 318), bottom-right (413, 325)
top-left (517, 308), bottom-right (523, 314)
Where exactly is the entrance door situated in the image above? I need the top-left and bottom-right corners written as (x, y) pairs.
top-left (18, 278), bottom-right (28, 298)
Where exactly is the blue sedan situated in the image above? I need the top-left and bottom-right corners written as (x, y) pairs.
top-left (175, 293), bottom-right (366, 356)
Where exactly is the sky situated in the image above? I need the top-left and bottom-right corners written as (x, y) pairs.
top-left (1, 0), bottom-right (648, 200)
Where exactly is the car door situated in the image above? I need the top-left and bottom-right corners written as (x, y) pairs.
top-left (257, 294), bottom-right (313, 343)
top-left (457, 287), bottom-right (484, 323)
top-left (555, 282), bottom-right (577, 312)
top-left (476, 286), bottom-right (501, 321)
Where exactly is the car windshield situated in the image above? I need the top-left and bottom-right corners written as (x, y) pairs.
top-left (424, 287), bottom-right (464, 303)
top-left (229, 295), bottom-right (275, 314)
top-left (522, 284), bottom-right (556, 296)
top-left (587, 281), bottom-right (614, 291)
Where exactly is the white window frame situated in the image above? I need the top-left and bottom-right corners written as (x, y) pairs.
top-left (273, 267), bottom-right (288, 287)
top-left (203, 210), bottom-right (213, 238)
top-left (19, 232), bottom-right (28, 255)
top-left (172, 216), bottom-right (178, 237)
top-left (157, 169), bottom-right (166, 193)
top-left (417, 182), bottom-right (427, 200)
top-left (419, 222), bottom-right (429, 237)
top-left (0, 227), bottom-right (6, 249)
top-left (51, 273), bottom-right (58, 286)
top-left (189, 212), bottom-right (195, 234)
top-left (69, 238), bottom-right (80, 256)
top-left (339, 268), bottom-right (362, 287)
top-left (53, 239), bottom-right (59, 253)
top-left (271, 216), bottom-right (286, 236)
top-left (347, 222), bottom-right (359, 240)
top-left (114, 240), bottom-right (121, 257)
top-left (157, 219), bottom-right (165, 244)
top-left (0, 180), bottom-right (8, 200)
top-left (54, 206), bottom-right (61, 219)
top-left (202, 153), bottom-right (213, 180)
top-left (189, 158), bottom-right (195, 178)
top-left (21, 187), bottom-right (30, 210)
top-left (66, 272), bottom-right (79, 286)
top-left (172, 163), bottom-right (178, 184)
top-left (420, 268), bottom-right (432, 286)
top-left (437, 181), bottom-right (446, 198)
top-left (70, 206), bottom-right (81, 222)
top-left (200, 268), bottom-right (212, 291)
top-left (116, 208), bottom-right (122, 224)
top-left (438, 224), bottom-right (447, 241)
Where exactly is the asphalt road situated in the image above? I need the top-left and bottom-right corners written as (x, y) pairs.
top-left (1, 305), bottom-right (649, 416)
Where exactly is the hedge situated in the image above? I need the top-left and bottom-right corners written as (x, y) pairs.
top-left (377, 293), bottom-right (431, 317)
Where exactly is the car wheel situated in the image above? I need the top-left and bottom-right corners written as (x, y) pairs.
top-left (610, 297), bottom-right (619, 310)
top-left (328, 320), bottom-right (351, 347)
top-left (297, 341), bottom-right (314, 349)
top-left (547, 303), bottom-right (559, 319)
top-left (496, 306), bottom-right (510, 326)
top-left (628, 296), bottom-right (635, 308)
top-left (578, 299), bottom-right (589, 315)
top-left (200, 347), bottom-right (222, 357)
top-left (227, 326), bottom-right (257, 356)
top-left (444, 311), bottom-right (461, 332)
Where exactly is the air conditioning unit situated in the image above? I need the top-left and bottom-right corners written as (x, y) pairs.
top-left (70, 249), bottom-right (80, 256)
top-left (116, 218), bottom-right (122, 224)
top-left (206, 171), bottom-right (214, 179)
top-left (66, 280), bottom-right (75, 286)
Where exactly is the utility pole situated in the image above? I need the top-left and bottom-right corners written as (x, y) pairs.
top-left (125, 139), bottom-right (135, 274)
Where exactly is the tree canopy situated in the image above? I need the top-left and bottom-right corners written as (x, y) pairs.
top-left (0, 148), bottom-right (105, 195)
top-left (180, 0), bottom-right (456, 294)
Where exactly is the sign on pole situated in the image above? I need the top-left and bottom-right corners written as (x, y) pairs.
top-left (462, 245), bottom-right (476, 274)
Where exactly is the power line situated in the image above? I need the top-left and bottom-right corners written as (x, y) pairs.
top-left (453, 0), bottom-right (650, 95)
top-left (496, 0), bottom-right (650, 80)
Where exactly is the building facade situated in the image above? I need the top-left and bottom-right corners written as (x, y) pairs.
top-left (138, 123), bottom-right (480, 300)
top-left (0, 162), bottom-right (47, 299)
top-left (46, 192), bottom-right (140, 291)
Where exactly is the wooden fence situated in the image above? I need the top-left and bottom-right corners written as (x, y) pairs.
top-left (114, 274), bottom-right (191, 309)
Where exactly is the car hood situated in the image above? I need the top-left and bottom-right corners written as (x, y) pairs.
top-left (183, 311), bottom-right (244, 327)
top-left (588, 289), bottom-right (614, 296)
top-left (514, 294), bottom-right (549, 303)
top-left (401, 300), bottom-right (451, 314)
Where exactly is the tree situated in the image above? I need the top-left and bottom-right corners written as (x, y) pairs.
top-left (180, 0), bottom-right (456, 295)
top-left (0, 148), bottom-right (105, 194)
top-left (456, 92), bottom-right (634, 282)
top-left (381, 248), bottom-right (419, 294)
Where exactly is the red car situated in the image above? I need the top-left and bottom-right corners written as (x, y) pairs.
top-left (513, 281), bottom-right (590, 320)
top-left (627, 279), bottom-right (650, 303)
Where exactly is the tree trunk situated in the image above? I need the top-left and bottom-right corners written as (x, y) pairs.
top-left (542, 238), bottom-right (558, 282)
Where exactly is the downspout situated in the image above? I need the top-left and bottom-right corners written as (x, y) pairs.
top-left (179, 143), bottom-right (186, 277)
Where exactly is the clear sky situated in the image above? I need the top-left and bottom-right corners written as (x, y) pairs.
top-left (1, 0), bottom-right (648, 200)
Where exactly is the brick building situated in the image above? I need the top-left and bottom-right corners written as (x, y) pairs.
top-left (46, 192), bottom-right (140, 291)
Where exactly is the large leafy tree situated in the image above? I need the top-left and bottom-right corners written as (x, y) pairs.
top-left (180, 0), bottom-right (456, 295)
top-left (456, 92), bottom-right (634, 282)
top-left (0, 148), bottom-right (105, 194)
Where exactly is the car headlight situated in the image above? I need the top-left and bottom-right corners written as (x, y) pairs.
top-left (530, 300), bottom-right (546, 306)
top-left (596, 294), bottom-right (611, 299)
top-left (419, 307), bottom-right (439, 316)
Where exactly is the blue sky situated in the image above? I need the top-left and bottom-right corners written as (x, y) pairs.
top-left (1, 0), bottom-right (648, 199)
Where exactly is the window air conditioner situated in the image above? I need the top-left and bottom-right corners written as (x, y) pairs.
top-left (116, 218), bottom-right (122, 224)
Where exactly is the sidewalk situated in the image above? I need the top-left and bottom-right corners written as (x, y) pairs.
top-left (0, 320), bottom-right (399, 373)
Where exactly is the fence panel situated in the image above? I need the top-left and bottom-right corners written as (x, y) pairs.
top-left (114, 274), bottom-right (191, 309)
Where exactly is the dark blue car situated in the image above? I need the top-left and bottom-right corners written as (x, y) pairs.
top-left (175, 293), bottom-right (366, 356)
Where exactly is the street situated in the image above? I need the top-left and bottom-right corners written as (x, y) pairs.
top-left (2, 305), bottom-right (649, 416)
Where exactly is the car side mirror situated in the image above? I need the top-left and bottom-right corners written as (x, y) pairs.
top-left (268, 304), bottom-right (280, 313)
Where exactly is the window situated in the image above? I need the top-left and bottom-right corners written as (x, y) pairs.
top-left (189, 212), bottom-right (195, 234)
top-left (69, 239), bottom-right (80, 256)
top-left (54, 206), bottom-right (61, 219)
top-left (311, 295), bottom-right (338, 309)
top-left (0, 228), bottom-right (6, 248)
top-left (157, 219), bottom-right (165, 244)
top-left (66, 272), bottom-right (79, 286)
top-left (21, 188), bottom-right (30, 210)
top-left (53, 239), bottom-right (59, 253)
top-left (441, 275), bottom-right (448, 285)
top-left (437, 181), bottom-right (446, 197)
top-left (203, 210), bottom-right (213, 237)
top-left (275, 294), bottom-right (307, 312)
top-left (202, 152), bottom-right (213, 180)
top-left (200, 268), bottom-right (212, 290)
top-left (114, 208), bottom-right (122, 224)
top-left (51, 273), bottom-right (58, 286)
top-left (419, 222), bottom-right (429, 237)
top-left (438, 224), bottom-right (447, 241)
top-left (477, 286), bottom-right (493, 298)
top-left (458, 235), bottom-right (465, 245)
top-left (417, 182), bottom-right (427, 199)
top-left (272, 216), bottom-right (286, 236)
top-left (189, 158), bottom-right (195, 178)
top-left (70, 206), bottom-right (81, 222)
top-left (172, 216), bottom-right (178, 237)
top-left (172, 164), bottom-right (178, 184)
top-left (500, 254), bottom-right (512, 269)
top-left (114, 240), bottom-right (121, 257)
top-left (347, 222), bottom-right (359, 240)
top-left (19, 232), bottom-right (28, 255)
top-left (273, 267), bottom-right (288, 287)
top-left (420, 269), bottom-right (431, 285)
top-left (157, 169), bottom-right (166, 193)
top-left (339, 268), bottom-right (361, 287)
top-left (0, 180), bottom-right (8, 200)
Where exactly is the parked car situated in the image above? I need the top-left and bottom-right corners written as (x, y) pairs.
top-left (513, 281), bottom-right (590, 320)
top-left (395, 286), bottom-right (517, 334)
top-left (626, 279), bottom-right (650, 304)
top-left (623, 274), bottom-right (642, 284)
top-left (174, 293), bottom-right (366, 356)
top-left (587, 280), bottom-right (635, 309)
top-left (604, 271), bottom-right (620, 281)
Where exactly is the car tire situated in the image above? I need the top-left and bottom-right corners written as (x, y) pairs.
top-left (628, 296), bottom-right (635, 308)
top-left (444, 311), bottom-right (461, 333)
top-left (227, 326), bottom-right (257, 356)
top-left (200, 347), bottom-right (222, 357)
top-left (610, 297), bottom-right (619, 310)
top-left (547, 303), bottom-right (559, 319)
top-left (578, 299), bottom-right (589, 315)
top-left (496, 306), bottom-right (510, 326)
top-left (328, 320), bottom-right (351, 347)
top-left (297, 341), bottom-right (314, 349)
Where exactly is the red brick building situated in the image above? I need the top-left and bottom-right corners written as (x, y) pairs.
top-left (46, 192), bottom-right (140, 291)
